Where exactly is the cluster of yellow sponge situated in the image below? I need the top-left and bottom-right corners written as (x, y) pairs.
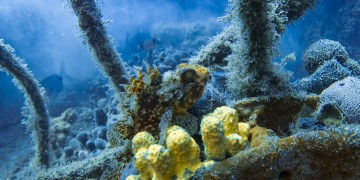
top-left (128, 106), bottom-right (250, 179)
top-left (201, 106), bottom-right (250, 160)
top-left (128, 126), bottom-right (201, 180)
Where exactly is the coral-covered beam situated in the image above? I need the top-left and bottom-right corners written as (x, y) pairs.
top-left (70, 0), bottom-right (128, 92)
top-left (0, 39), bottom-right (49, 168)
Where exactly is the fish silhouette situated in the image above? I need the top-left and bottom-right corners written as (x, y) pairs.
top-left (40, 74), bottom-right (63, 99)
top-left (140, 38), bottom-right (160, 51)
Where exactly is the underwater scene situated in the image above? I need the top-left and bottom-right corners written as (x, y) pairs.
top-left (0, 0), bottom-right (359, 179)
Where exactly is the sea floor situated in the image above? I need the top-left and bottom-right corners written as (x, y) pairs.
top-left (0, 122), bottom-right (33, 179)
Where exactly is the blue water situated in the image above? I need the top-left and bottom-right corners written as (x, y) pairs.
top-left (0, 0), bottom-right (359, 179)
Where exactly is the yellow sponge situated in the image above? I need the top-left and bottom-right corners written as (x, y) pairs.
top-left (131, 126), bottom-right (202, 180)
top-left (134, 148), bottom-right (152, 179)
top-left (132, 131), bottom-right (156, 154)
top-left (225, 133), bottom-right (245, 156)
top-left (146, 144), bottom-right (173, 180)
top-left (211, 106), bottom-right (239, 136)
top-left (201, 116), bottom-right (226, 160)
top-left (238, 122), bottom-right (251, 141)
top-left (130, 106), bottom-right (253, 179)
top-left (166, 126), bottom-right (202, 178)
top-left (125, 175), bottom-right (140, 180)
top-left (202, 106), bottom-right (251, 159)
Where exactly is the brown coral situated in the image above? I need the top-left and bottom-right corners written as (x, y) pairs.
top-left (193, 125), bottom-right (360, 179)
top-left (234, 95), bottom-right (319, 136)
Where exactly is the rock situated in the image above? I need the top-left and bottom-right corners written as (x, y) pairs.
top-left (68, 139), bottom-right (82, 150)
top-left (97, 127), bottom-right (107, 140)
top-left (164, 58), bottom-right (177, 68)
top-left (95, 108), bottom-right (107, 126)
top-left (233, 95), bottom-right (319, 136)
top-left (97, 98), bottom-right (108, 109)
top-left (64, 146), bottom-right (74, 158)
top-left (292, 59), bottom-right (351, 94)
top-left (78, 150), bottom-right (89, 160)
top-left (297, 118), bottom-right (316, 129)
top-left (303, 39), bottom-right (349, 74)
top-left (76, 132), bottom-right (89, 146)
top-left (95, 138), bottom-right (107, 150)
top-left (318, 76), bottom-right (360, 124)
top-left (85, 140), bottom-right (96, 152)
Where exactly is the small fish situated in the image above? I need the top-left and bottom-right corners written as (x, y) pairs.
top-left (40, 74), bottom-right (63, 99)
top-left (140, 38), bottom-right (160, 51)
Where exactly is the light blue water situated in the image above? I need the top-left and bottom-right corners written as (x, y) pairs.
top-left (0, 0), bottom-right (359, 178)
